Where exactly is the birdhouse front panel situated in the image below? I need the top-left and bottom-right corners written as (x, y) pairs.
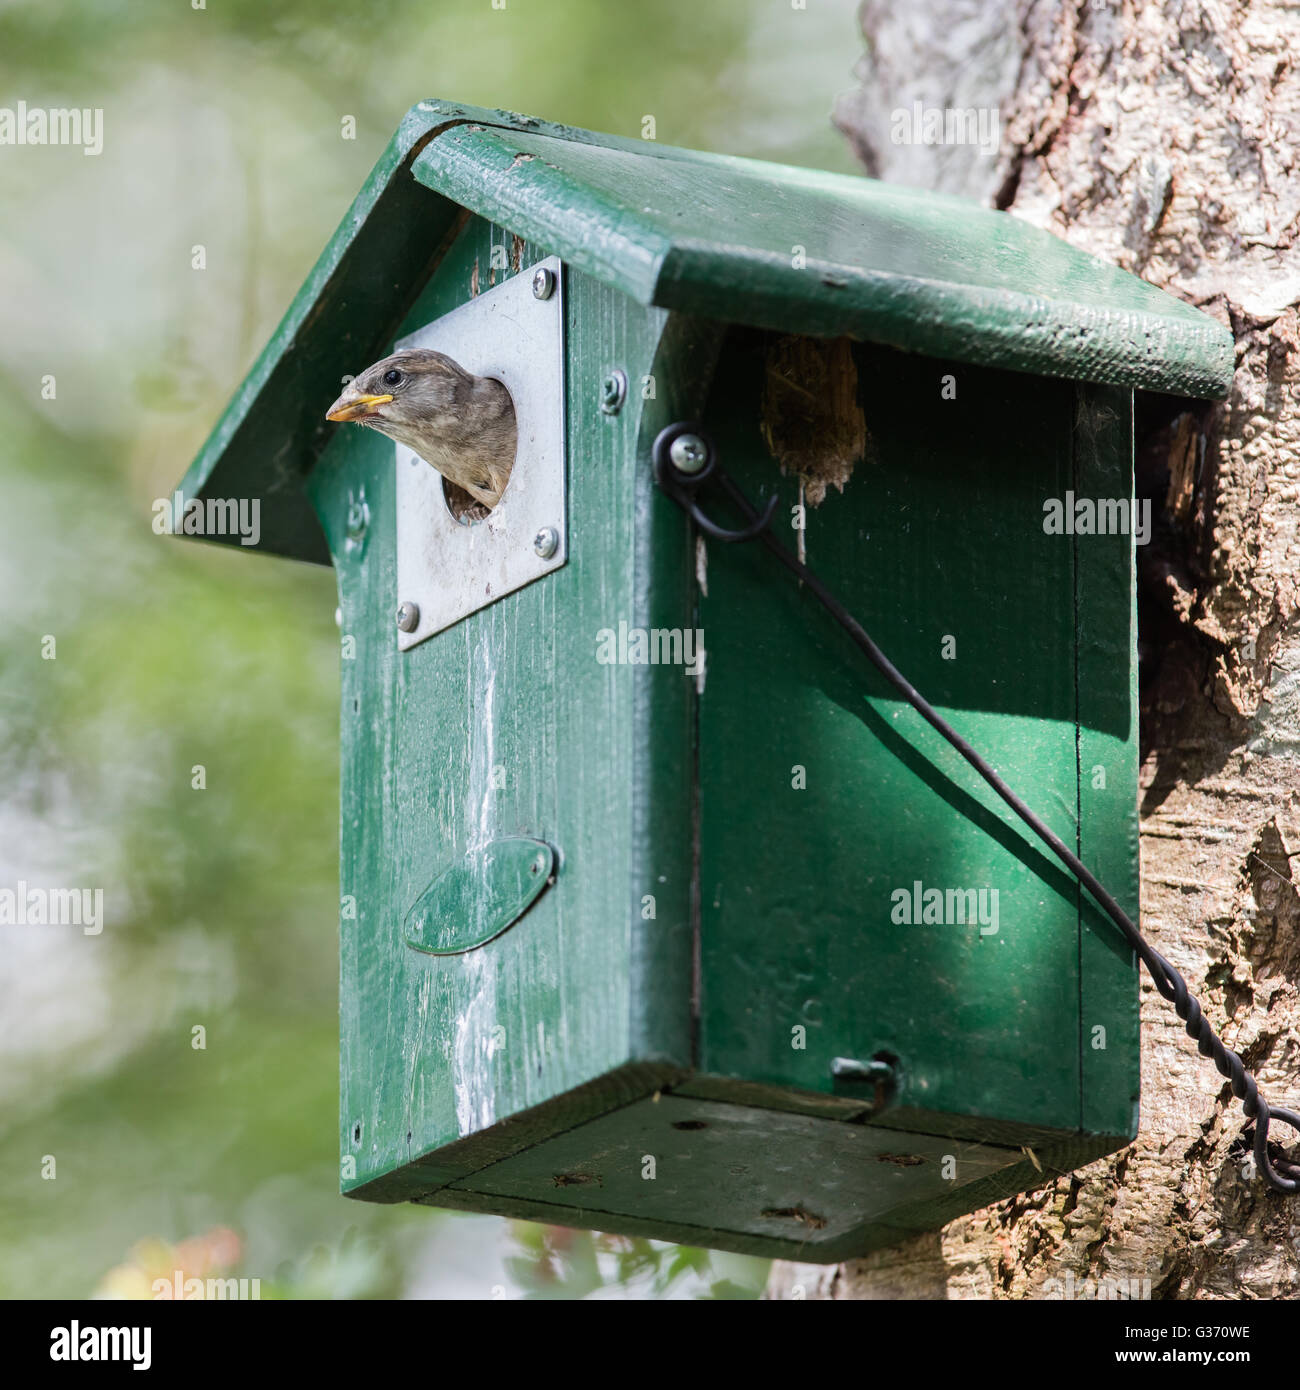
top-left (305, 221), bottom-right (701, 1210)
top-left (177, 102), bottom-right (1234, 1261)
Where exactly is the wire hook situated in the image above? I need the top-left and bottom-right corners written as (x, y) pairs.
top-left (651, 422), bottom-right (778, 543)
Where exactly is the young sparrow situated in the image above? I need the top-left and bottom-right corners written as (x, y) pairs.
top-left (326, 349), bottom-right (516, 510)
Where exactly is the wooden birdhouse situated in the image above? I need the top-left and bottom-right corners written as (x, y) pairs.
top-left (177, 100), bottom-right (1232, 1260)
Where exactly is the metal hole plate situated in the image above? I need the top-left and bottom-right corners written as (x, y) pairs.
top-left (395, 255), bottom-right (566, 650)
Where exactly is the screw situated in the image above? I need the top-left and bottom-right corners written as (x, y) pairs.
top-left (532, 266), bottom-right (555, 300)
top-left (600, 369), bottom-right (627, 415)
top-left (396, 601), bottom-right (420, 633)
top-left (669, 433), bottom-right (710, 474)
top-left (533, 526), bottom-right (559, 560)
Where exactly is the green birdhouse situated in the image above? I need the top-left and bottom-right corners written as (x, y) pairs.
top-left (178, 100), bottom-right (1232, 1261)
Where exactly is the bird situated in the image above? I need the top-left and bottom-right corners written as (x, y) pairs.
top-left (325, 349), bottom-right (517, 512)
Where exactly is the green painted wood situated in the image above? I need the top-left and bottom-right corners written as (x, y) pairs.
top-left (316, 309), bottom-right (1139, 1257)
top-left (403, 837), bottom-right (554, 956)
top-left (181, 99), bottom-right (1230, 565)
top-left (419, 1092), bottom-right (1128, 1263)
top-left (305, 216), bottom-right (703, 1203)
top-left (1073, 385), bottom-right (1142, 1138)
top-left (413, 124), bottom-right (1233, 402)
top-left (692, 338), bottom-right (1140, 1145)
top-left (448, 1092), bottom-right (1016, 1246)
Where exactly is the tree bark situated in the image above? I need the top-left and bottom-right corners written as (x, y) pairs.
top-left (769, 0), bottom-right (1300, 1300)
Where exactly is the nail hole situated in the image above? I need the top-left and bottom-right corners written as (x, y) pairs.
top-left (351, 1122), bottom-right (362, 1146)
top-left (672, 1120), bottom-right (708, 1131)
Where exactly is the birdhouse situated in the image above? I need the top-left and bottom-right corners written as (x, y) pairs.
top-left (178, 100), bottom-right (1232, 1261)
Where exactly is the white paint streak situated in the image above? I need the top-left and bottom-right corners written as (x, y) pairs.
top-left (450, 632), bottom-right (502, 1139)
top-left (475, 641), bottom-right (497, 848)
top-left (453, 951), bottom-right (497, 1137)
top-left (695, 535), bottom-right (709, 598)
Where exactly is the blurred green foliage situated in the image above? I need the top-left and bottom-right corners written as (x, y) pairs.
top-left (506, 1224), bottom-right (765, 1300)
top-left (0, 0), bottom-right (860, 1298)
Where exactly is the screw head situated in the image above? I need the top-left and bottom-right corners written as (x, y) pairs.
top-left (531, 266), bottom-right (555, 300)
top-left (600, 369), bottom-right (627, 415)
top-left (669, 433), bottom-right (710, 475)
top-left (396, 601), bottom-right (420, 633)
top-left (533, 526), bottom-right (560, 560)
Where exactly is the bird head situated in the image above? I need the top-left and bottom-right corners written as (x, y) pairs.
top-left (325, 348), bottom-right (517, 512)
top-left (325, 349), bottom-right (476, 439)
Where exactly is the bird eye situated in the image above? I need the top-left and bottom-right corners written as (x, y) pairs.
top-left (383, 369), bottom-right (403, 386)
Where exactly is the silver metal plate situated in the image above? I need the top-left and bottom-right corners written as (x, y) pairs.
top-left (395, 256), bottom-right (566, 650)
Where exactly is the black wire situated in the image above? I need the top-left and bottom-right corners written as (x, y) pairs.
top-left (659, 431), bottom-right (1300, 1194)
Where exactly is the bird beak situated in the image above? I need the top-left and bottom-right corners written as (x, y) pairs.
top-left (325, 392), bottom-right (394, 422)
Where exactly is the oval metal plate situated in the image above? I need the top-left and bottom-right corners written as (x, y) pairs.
top-left (404, 837), bottom-right (554, 955)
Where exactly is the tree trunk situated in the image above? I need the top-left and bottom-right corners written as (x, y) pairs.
top-left (768, 0), bottom-right (1300, 1300)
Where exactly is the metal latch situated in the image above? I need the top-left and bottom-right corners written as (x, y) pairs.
top-left (404, 837), bottom-right (555, 955)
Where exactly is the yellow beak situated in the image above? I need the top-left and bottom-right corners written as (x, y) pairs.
top-left (326, 393), bottom-right (394, 422)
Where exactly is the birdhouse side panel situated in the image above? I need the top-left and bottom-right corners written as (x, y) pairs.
top-left (694, 336), bottom-right (1138, 1143)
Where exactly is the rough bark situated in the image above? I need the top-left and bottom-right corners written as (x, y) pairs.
top-left (769, 0), bottom-right (1300, 1300)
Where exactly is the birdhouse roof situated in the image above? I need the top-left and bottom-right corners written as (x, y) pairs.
top-left (180, 99), bottom-right (1234, 564)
